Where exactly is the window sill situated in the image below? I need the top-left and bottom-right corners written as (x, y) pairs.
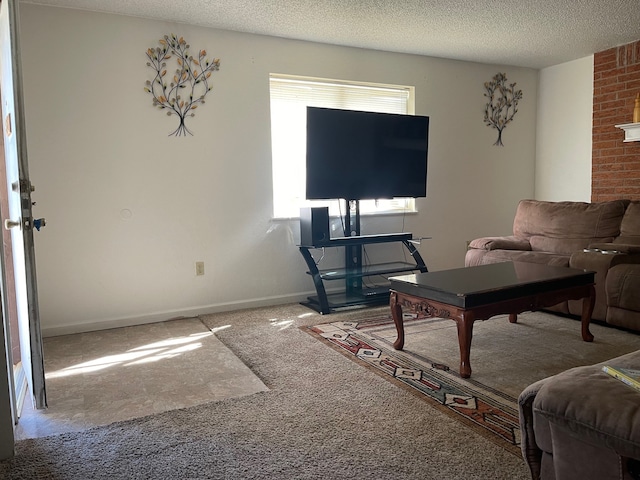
top-left (271, 209), bottom-right (418, 222)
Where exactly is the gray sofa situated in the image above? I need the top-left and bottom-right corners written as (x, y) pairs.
top-left (518, 349), bottom-right (640, 480)
top-left (465, 199), bottom-right (640, 331)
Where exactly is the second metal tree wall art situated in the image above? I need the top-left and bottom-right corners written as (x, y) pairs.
top-left (483, 72), bottom-right (522, 146)
top-left (145, 34), bottom-right (221, 136)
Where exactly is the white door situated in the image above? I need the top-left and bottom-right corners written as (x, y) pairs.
top-left (0, 0), bottom-right (46, 410)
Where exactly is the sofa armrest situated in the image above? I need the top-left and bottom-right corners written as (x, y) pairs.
top-left (518, 378), bottom-right (548, 480)
top-left (468, 235), bottom-right (531, 251)
top-left (570, 249), bottom-right (640, 273)
top-left (588, 242), bottom-right (640, 255)
top-left (534, 359), bottom-right (640, 460)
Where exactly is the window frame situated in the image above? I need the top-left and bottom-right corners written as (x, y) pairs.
top-left (269, 73), bottom-right (419, 220)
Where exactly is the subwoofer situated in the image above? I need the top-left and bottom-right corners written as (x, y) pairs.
top-left (299, 207), bottom-right (330, 246)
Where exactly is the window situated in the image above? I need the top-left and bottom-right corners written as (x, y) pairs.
top-left (269, 74), bottom-right (417, 219)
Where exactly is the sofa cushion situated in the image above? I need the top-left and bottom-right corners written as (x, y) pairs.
top-left (474, 249), bottom-right (570, 267)
top-left (467, 235), bottom-right (531, 251)
top-left (614, 201), bottom-right (640, 246)
top-left (513, 200), bottom-right (627, 254)
top-left (533, 350), bottom-right (640, 461)
top-left (588, 243), bottom-right (640, 254)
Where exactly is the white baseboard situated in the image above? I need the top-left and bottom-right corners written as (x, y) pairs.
top-left (41, 292), bottom-right (314, 337)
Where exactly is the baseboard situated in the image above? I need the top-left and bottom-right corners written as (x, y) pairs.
top-left (41, 292), bottom-right (315, 337)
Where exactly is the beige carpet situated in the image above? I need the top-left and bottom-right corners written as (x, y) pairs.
top-left (2, 304), bottom-right (638, 479)
top-left (16, 317), bottom-right (268, 440)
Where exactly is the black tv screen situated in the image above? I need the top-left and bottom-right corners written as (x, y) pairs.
top-left (305, 107), bottom-right (429, 200)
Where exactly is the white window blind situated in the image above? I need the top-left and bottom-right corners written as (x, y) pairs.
top-left (269, 74), bottom-right (417, 219)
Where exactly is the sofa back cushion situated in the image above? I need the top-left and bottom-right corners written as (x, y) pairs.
top-left (613, 201), bottom-right (640, 245)
top-left (513, 199), bottom-right (627, 254)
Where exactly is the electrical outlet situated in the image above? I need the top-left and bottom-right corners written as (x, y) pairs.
top-left (195, 261), bottom-right (205, 276)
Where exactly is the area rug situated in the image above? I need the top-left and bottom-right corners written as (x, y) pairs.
top-left (305, 314), bottom-right (522, 455)
top-left (305, 316), bottom-right (520, 455)
top-left (305, 307), bottom-right (640, 458)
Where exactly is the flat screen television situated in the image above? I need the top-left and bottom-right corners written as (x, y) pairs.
top-left (305, 107), bottom-right (429, 200)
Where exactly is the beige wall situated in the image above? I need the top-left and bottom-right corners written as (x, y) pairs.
top-left (19, 5), bottom-right (538, 334)
top-left (535, 56), bottom-right (594, 201)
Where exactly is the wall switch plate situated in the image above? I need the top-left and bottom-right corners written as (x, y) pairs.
top-left (195, 261), bottom-right (205, 276)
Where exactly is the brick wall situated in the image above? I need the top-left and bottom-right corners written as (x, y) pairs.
top-left (592, 40), bottom-right (640, 201)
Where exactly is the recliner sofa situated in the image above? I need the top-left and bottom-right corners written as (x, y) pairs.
top-left (518, 349), bottom-right (640, 480)
top-left (465, 199), bottom-right (640, 331)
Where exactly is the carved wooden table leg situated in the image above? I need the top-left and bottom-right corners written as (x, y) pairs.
top-left (581, 285), bottom-right (595, 342)
top-left (390, 291), bottom-right (405, 350)
top-left (455, 313), bottom-right (474, 378)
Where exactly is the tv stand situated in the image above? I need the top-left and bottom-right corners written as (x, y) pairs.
top-left (298, 200), bottom-right (428, 314)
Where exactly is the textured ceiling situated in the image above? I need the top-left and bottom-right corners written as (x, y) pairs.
top-left (21, 0), bottom-right (640, 68)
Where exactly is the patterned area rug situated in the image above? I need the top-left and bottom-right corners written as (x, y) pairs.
top-left (305, 315), bottom-right (522, 456)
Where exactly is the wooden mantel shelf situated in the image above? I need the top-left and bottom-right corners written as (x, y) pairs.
top-left (615, 122), bottom-right (640, 142)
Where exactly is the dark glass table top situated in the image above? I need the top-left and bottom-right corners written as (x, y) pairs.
top-left (389, 261), bottom-right (595, 308)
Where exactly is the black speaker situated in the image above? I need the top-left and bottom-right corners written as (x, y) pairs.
top-left (300, 207), bottom-right (330, 246)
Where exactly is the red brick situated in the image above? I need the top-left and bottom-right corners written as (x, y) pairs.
top-left (594, 58), bottom-right (617, 73)
top-left (599, 83), bottom-right (625, 96)
top-left (625, 45), bottom-right (638, 66)
top-left (592, 124), bottom-right (617, 134)
top-left (618, 71), bottom-right (640, 83)
top-left (623, 146), bottom-right (640, 155)
top-left (614, 187), bottom-right (640, 196)
top-left (594, 91), bottom-right (619, 103)
top-left (601, 148), bottom-right (627, 157)
top-left (596, 178), bottom-right (625, 188)
top-left (599, 163), bottom-right (626, 172)
top-left (599, 99), bottom-right (628, 112)
top-left (597, 131), bottom-right (625, 143)
top-left (595, 48), bottom-right (616, 62)
top-left (617, 156), bottom-right (640, 164)
top-left (592, 188), bottom-right (619, 197)
top-left (625, 80), bottom-right (640, 91)
top-left (594, 60), bottom-right (617, 74)
top-left (594, 141), bottom-right (621, 151)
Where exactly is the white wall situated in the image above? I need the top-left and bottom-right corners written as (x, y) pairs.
top-left (535, 56), bottom-right (593, 201)
top-left (19, 5), bottom-right (538, 335)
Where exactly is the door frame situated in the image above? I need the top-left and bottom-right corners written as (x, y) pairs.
top-left (0, 96), bottom-right (15, 457)
top-left (0, 0), bottom-right (47, 416)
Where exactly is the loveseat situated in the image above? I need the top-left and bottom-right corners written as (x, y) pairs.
top-left (465, 199), bottom-right (640, 331)
top-left (518, 349), bottom-right (640, 480)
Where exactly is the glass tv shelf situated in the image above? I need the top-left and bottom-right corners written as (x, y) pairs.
top-left (298, 233), bottom-right (428, 314)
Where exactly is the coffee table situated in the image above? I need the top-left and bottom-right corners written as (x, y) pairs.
top-left (389, 261), bottom-right (596, 378)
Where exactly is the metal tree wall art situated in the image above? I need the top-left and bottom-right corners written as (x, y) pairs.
top-left (483, 72), bottom-right (522, 146)
top-left (144, 34), bottom-right (220, 136)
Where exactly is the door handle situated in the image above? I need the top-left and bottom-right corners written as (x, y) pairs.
top-left (3, 218), bottom-right (46, 231)
top-left (4, 218), bottom-right (21, 230)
